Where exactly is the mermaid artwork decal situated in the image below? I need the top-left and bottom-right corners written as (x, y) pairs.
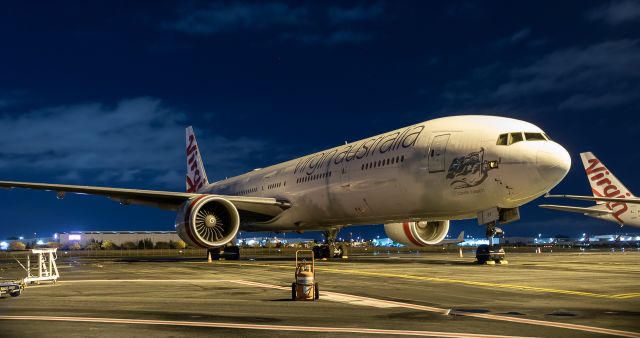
top-left (446, 148), bottom-right (492, 189)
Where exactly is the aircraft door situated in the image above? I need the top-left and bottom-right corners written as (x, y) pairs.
top-left (429, 134), bottom-right (450, 173)
top-left (340, 159), bottom-right (351, 188)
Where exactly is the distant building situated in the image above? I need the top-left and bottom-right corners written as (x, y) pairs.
top-left (58, 231), bottom-right (181, 247)
top-left (501, 237), bottom-right (533, 245)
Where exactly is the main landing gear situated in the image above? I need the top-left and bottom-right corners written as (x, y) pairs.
top-left (476, 221), bottom-right (507, 265)
top-left (313, 228), bottom-right (348, 260)
top-left (208, 244), bottom-right (240, 261)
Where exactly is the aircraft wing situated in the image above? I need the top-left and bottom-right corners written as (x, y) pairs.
top-left (546, 194), bottom-right (640, 205)
top-left (539, 204), bottom-right (613, 215)
top-left (0, 181), bottom-right (290, 216)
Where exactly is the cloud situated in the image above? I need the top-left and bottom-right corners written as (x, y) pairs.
top-left (588, 0), bottom-right (640, 25)
top-left (492, 28), bottom-right (533, 48)
top-left (0, 90), bottom-right (27, 108)
top-left (163, 2), bottom-right (308, 34)
top-left (164, 2), bottom-right (384, 45)
top-left (328, 2), bottom-right (384, 25)
top-left (284, 30), bottom-right (372, 45)
top-left (327, 30), bottom-right (372, 44)
top-left (557, 92), bottom-right (637, 110)
top-left (491, 39), bottom-right (640, 109)
top-left (509, 28), bottom-right (531, 43)
top-left (0, 97), bottom-right (269, 188)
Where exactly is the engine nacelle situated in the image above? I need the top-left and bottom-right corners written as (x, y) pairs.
top-left (175, 196), bottom-right (240, 248)
top-left (384, 220), bottom-right (450, 247)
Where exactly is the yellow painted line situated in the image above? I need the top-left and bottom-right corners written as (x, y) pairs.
top-left (613, 293), bottom-right (640, 299)
top-left (213, 261), bottom-right (636, 300)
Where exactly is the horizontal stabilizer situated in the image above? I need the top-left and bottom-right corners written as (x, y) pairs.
top-left (546, 194), bottom-right (640, 205)
top-left (539, 204), bottom-right (613, 215)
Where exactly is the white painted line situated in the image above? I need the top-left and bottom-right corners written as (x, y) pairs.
top-left (0, 315), bottom-right (533, 338)
top-left (58, 279), bottom-right (234, 283)
top-left (49, 278), bottom-right (640, 337)
top-left (230, 280), bottom-right (640, 338)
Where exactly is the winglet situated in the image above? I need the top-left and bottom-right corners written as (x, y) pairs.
top-left (457, 231), bottom-right (464, 241)
top-left (185, 126), bottom-right (209, 193)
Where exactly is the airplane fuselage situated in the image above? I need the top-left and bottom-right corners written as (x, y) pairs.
top-left (204, 116), bottom-right (570, 231)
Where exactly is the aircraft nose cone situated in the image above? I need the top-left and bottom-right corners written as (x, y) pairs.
top-left (536, 143), bottom-right (571, 187)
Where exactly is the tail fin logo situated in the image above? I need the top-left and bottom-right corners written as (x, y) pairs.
top-left (186, 135), bottom-right (205, 193)
top-left (185, 127), bottom-right (209, 193)
top-left (584, 158), bottom-right (630, 222)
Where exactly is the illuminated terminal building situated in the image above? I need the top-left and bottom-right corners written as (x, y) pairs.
top-left (58, 231), bottom-right (181, 247)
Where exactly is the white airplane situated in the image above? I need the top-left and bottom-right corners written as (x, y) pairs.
top-left (540, 152), bottom-right (640, 227)
top-left (0, 115), bottom-right (571, 262)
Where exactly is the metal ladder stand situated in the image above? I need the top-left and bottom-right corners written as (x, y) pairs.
top-left (21, 248), bottom-right (60, 284)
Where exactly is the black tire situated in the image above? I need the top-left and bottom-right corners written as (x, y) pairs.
top-left (476, 244), bottom-right (489, 264)
top-left (209, 248), bottom-right (221, 260)
top-left (10, 290), bottom-right (20, 297)
top-left (291, 283), bottom-right (296, 300)
top-left (314, 282), bottom-right (319, 300)
top-left (312, 246), bottom-right (320, 259)
top-left (320, 245), bottom-right (331, 259)
top-left (224, 246), bottom-right (240, 260)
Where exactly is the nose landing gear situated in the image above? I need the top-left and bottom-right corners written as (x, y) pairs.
top-left (476, 221), bottom-right (507, 264)
top-left (475, 207), bottom-right (519, 265)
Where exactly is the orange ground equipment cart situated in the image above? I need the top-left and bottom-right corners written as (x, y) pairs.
top-left (291, 250), bottom-right (319, 301)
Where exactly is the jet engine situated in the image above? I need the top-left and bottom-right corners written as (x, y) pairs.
top-left (384, 220), bottom-right (450, 247)
top-left (175, 196), bottom-right (240, 248)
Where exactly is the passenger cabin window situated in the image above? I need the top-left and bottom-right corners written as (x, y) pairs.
top-left (525, 132), bottom-right (546, 141)
top-left (509, 132), bottom-right (524, 145)
top-left (496, 133), bottom-right (508, 145)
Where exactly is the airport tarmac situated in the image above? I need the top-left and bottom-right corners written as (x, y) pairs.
top-left (0, 250), bottom-right (639, 337)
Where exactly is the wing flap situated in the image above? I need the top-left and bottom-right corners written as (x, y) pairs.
top-left (539, 204), bottom-right (613, 215)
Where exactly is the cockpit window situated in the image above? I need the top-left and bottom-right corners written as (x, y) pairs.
top-left (496, 133), bottom-right (508, 145)
top-left (525, 132), bottom-right (546, 141)
top-left (498, 131), bottom-right (551, 145)
top-left (509, 132), bottom-right (524, 145)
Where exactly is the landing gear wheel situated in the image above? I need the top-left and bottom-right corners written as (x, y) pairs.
top-left (319, 227), bottom-right (348, 259)
top-left (224, 245), bottom-right (240, 260)
top-left (208, 246), bottom-right (241, 261)
top-left (320, 245), bottom-right (331, 259)
top-left (476, 244), bottom-right (489, 264)
top-left (208, 248), bottom-right (221, 260)
top-left (479, 221), bottom-right (506, 264)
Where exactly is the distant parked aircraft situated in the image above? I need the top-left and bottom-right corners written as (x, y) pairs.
top-left (540, 152), bottom-right (640, 227)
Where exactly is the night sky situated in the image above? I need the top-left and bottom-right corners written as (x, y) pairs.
top-left (1, 1), bottom-right (639, 240)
